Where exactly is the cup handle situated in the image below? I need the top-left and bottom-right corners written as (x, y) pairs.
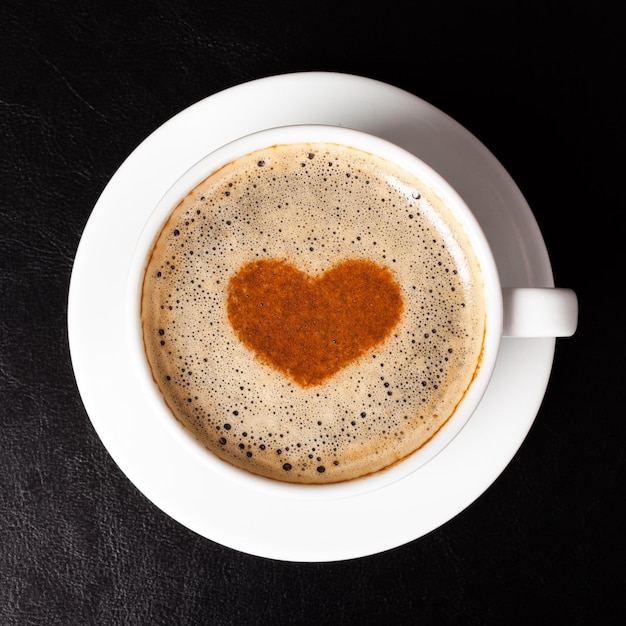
top-left (502, 288), bottom-right (578, 337)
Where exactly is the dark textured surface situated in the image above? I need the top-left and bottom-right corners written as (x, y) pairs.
top-left (1, 1), bottom-right (622, 624)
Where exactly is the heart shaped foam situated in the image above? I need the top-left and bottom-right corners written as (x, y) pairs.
top-left (226, 258), bottom-right (404, 386)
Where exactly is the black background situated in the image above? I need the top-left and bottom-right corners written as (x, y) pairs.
top-left (1, 1), bottom-right (623, 624)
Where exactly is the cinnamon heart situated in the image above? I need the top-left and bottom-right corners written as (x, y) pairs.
top-left (226, 258), bottom-right (404, 386)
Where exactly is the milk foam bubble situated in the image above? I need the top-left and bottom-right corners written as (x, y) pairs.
top-left (141, 142), bottom-right (485, 484)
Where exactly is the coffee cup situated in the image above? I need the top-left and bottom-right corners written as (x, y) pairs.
top-left (127, 124), bottom-right (577, 500)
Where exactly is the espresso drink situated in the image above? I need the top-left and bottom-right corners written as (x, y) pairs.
top-left (141, 142), bottom-right (485, 484)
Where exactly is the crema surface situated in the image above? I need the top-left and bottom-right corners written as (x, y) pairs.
top-left (141, 142), bottom-right (485, 484)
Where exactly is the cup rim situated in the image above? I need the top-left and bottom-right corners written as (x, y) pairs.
top-left (126, 124), bottom-right (503, 501)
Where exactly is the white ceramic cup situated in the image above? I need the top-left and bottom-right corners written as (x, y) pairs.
top-left (127, 124), bottom-right (578, 500)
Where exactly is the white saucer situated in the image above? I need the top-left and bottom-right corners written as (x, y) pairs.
top-left (68, 72), bottom-right (557, 562)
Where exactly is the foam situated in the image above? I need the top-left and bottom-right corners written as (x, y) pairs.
top-left (141, 142), bottom-right (485, 484)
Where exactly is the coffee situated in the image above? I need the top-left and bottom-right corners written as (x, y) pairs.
top-left (141, 141), bottom-right (486, 484)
